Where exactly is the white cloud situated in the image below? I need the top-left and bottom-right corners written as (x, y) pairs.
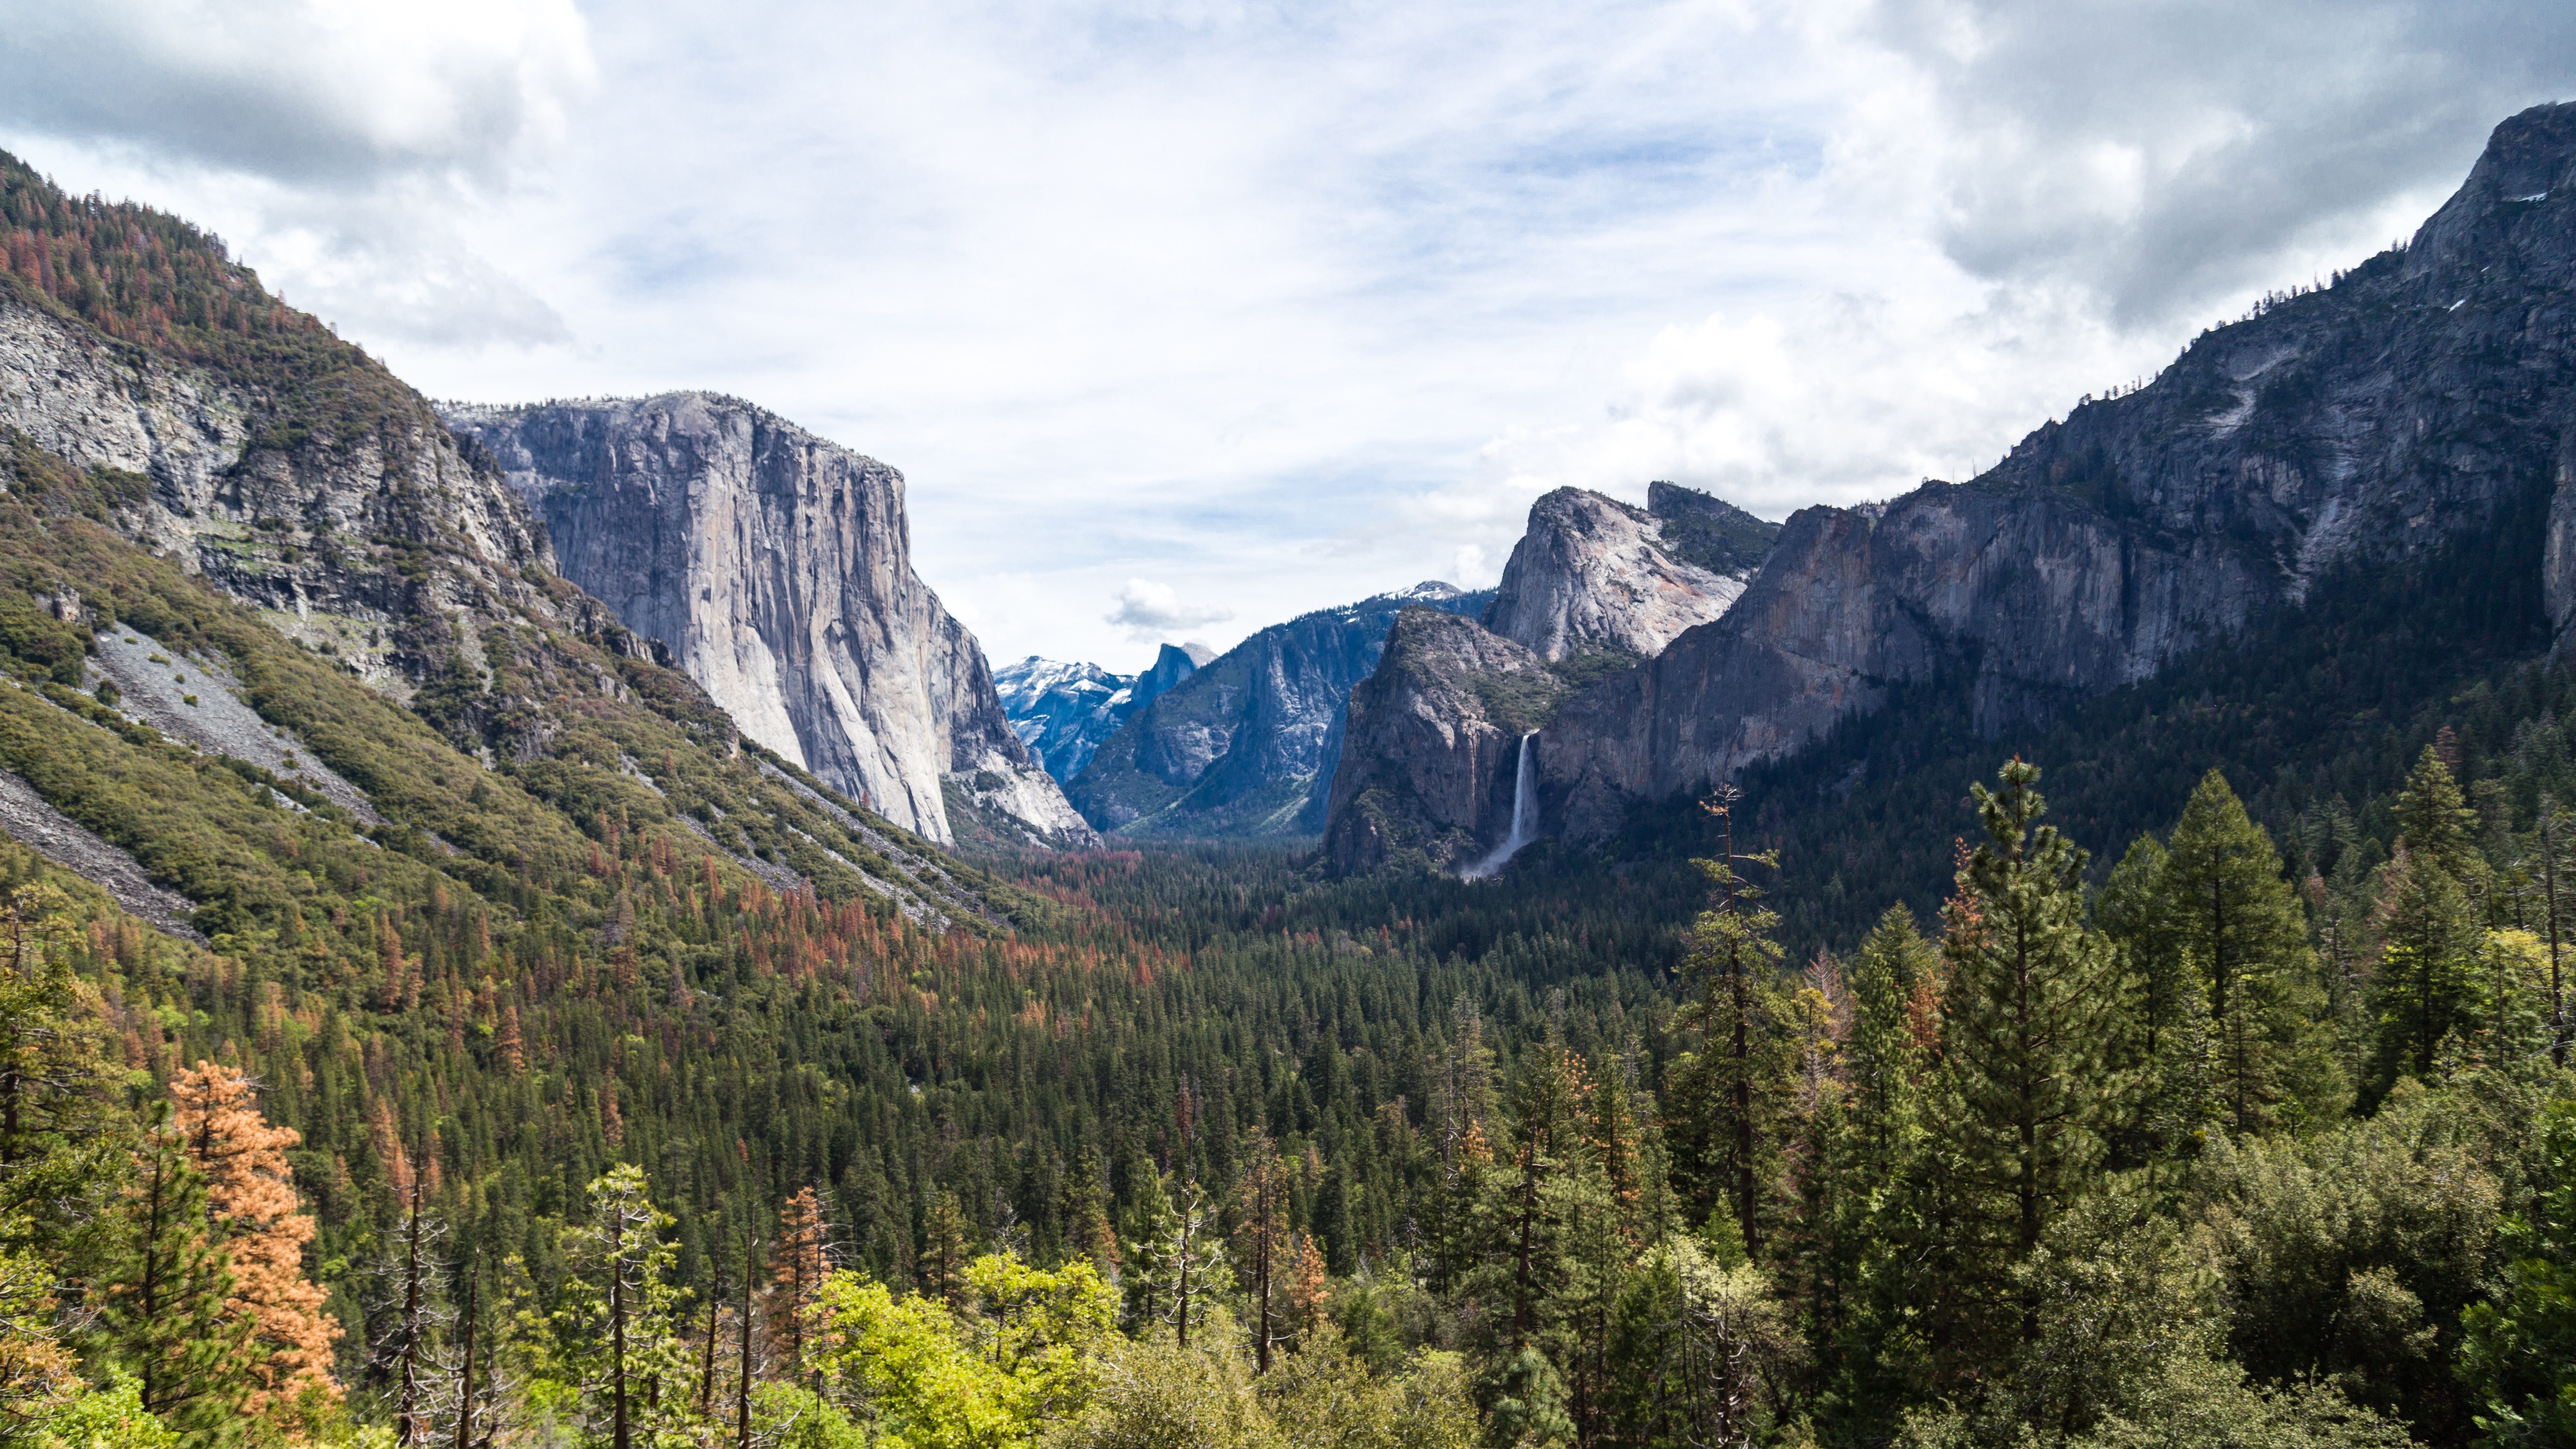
top-left (1106, 579), bottom-right (1236, 643)
top-left (3, 0), bottom-right (2571, 667)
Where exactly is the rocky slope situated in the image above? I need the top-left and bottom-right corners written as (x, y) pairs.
top-left (445, 394), bottom-right (1091, 849)
top-left (0, 223), bottom-right (550, 704)
top-left (0, 151), bottom-right (1033, 937)
top-left (1067, 582), bottom-right (1489, 837)
top-left (997, 642), bottom-right (1208, 782)
top-left (1327, 100), bottom-right (2576, 871)
top-left (1481, 483), bottom-right (1774, 670)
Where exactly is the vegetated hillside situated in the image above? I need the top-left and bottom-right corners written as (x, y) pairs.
top-left (3, 121), bottom-right (2575, 1449)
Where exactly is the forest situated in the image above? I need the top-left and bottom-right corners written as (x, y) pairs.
top-left (2, 138), bottom-right (2574, 1449)
top-left (4, 633), bottom-right (2574, 1448)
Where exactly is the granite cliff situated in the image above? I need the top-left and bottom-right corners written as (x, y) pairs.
top-left (1319, 608), bottom-right (1567, 874)
top-left (445, 394), bottom-right (1090, 848)
top-left (0, 152), bottom-right (1026, 933)
top-left (1067, 582), bottom-right (1489, 837)
top-left (1481, 484), bottom-right (1776, 672)
top-left (1326, 100), bottom-right (2576, 873)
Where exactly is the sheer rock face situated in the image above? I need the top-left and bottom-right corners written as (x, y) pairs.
top-left (0, 288), bottom-right (549, 695)
top-left (1321, 608), bottom-right (1563, 875)
top-left (1333, 100), bottom-right (2576, 864)
top-left (1481, 487), bottom-right (1760, 663)
top-left (445, 393), bottom-right (1090, 847)
top-left (1539, 488), bottom-right (2275, 839)
top-left (1067, 583), bottom-right (1489, 838)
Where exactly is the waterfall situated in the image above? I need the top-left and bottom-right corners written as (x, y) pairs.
top-left (1462, 732), bottom-right (1540, 880)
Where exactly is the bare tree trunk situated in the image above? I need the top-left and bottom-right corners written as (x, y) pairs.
top-left (735, 1236), bottom-right (755, 1449)
top-left (612, 1206), bottom-right (630, 1449)
top-left (400, 1172), bottom-right (424, 1445)
top-left (454, 1271), bottom-right (477, 1449)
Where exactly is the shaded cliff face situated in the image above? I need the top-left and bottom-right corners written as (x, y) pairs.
top-left (996, 642), bottom-right (1207, 782)
top-left (446, 394), bottom-right (1091, 848)
top-left (1321, 608), bottom-right (1567, 874)
top-left (1481, 486), bottom-right (1759, 667)
top-left (1068, 582), bottom-right (1489, 837)
top-left (1328, 100), bottom-right (2576, 867)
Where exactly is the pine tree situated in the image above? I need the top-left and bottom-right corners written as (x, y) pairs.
top-left (2096, 835), bottom-right (2175, 1077)
top-left (1233, 1130), bottom-right (1290, 1373)
top-left (2369, 845), bottom-right (2482, 1089)
top-left (1844, 905), bottom-right (1934, 1175)
top-left (1936, 760), bottom-right (2122, 1339)
top-left (2396, 745), bottom-right (2483, 885)
top-left (94, 1110), bottom-right (252, 1436)
top-left (1502, 1040), bottom-right (1590, 1351)
top-left (1678, 785), bottom-right (1788, 1256)
top-left (919, 1190), bottom-right (972, 1311)
top-left (2154, 771), bottom-right (2318, 1134)
top-left (766, 1187), bottom-right (829, 1386)
top-left (547, 1165), bottom-right (691, 1449)
top-left (169, 1061), bottom-right (342, 1415)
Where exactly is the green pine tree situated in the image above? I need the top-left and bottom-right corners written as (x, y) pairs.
top-left (1936, 759), bottom-right (2125, 1342)
top-left (2155, 769), bottom-right (2322, 1134)
top-left (2368, 845), bottom-right (2482, 1091)
top-left (1676, 786), bottom-right (1789, 1256)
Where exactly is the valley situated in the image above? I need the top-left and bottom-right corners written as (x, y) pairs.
top-left (0, 97), bottom-right (2572, 1449)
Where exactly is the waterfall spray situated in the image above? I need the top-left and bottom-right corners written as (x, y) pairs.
top-left (1462, 732), bottom-right (1539, 880)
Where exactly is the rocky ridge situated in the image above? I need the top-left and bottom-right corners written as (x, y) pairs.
top-left (1067, 582), bottom-right (1490, 837)
top-left (997, 642), bottom-right (1208, 782)
top-left (445, 394), bottom-right (1092, 849)
top-left (1481, 485), bottom-right (1771, 667)
top-left (1325, 100), bottom-right (2576, 873)
top-left (1319, 484), bottom-right (1773, 872)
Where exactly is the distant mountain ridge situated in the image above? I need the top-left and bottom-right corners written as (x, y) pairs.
top-left (996, 642), bottom-right (1210, 782)
top-left (1324, 482), bottom-right (1772, 872)
top-left (1065, 581), bottom-right (1491, 838)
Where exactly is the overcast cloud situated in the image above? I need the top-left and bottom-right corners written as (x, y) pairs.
top-left (2, 0), bottom-right (2571, 668)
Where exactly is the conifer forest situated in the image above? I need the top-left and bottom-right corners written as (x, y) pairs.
top-left (4, 87), bottom-right (2576, 1449)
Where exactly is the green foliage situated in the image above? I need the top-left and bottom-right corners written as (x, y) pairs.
top-left (821, 1253), bottom-right (1118, 1449)
top-left (2457, 1102), bottom-right (2576, 1447)
top-left (1933, 759), bottom-right (2125, 1348)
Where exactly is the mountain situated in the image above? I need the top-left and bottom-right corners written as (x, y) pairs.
top-left (0, 150), bottom-right (1027, 931)
top-left (443, 394), bottom-right (1092, 849)
top-left (1327, 99), bottom-right (2576, 874)
top-left (1065, 581), bottom-right (1491, 837)
top-left (1319, 607), bottom-right (1566, 874)
top-left (1481, 483), bottom-right (1775, 673)
top-left (1319, 484), bottom-right (1774, 871)
top-left (996, 642), bottom-right (1209, 782)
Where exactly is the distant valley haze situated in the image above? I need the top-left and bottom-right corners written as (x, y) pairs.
top-left (7, 0), bottom-right (2576, 667)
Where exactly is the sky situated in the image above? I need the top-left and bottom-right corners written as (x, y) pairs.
top-left (4, 0), bottom-right (2574, 670)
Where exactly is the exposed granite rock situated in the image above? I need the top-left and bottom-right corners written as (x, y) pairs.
top-left (445, 393), bottom-right (1092, 847)
top-left (0, 282), bottom-right (549, 698)
top-left (997, 641), bottom-right (1208, 782)
top-left (1571, 103), bottom-right (2576, 842)
top-left (1328, 101), bottom-right (2576, 867)
top-left (1320, 608), bottom-right (1566, 875)
top-left (1069, 582), bottom-right (1489, 837)
top-left (1481, 487), bottom-right (1756, 665)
